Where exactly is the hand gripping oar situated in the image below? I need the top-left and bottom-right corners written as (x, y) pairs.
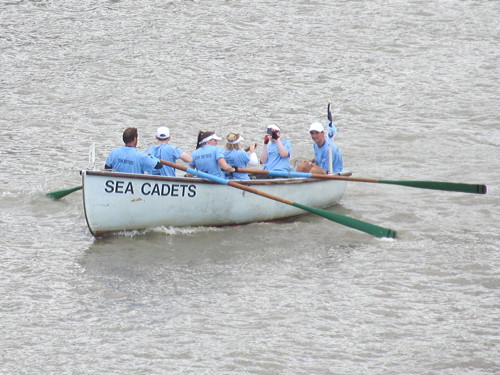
top-left (161, 160), bottom-right (396, 239)
top-left (46, 186), bottom-right (82, 200)
top-left (235, 168), bottom-right (488, 195)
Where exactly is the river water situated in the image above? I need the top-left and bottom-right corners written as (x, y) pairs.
top-left (1, 1), bottom-right (499, 374)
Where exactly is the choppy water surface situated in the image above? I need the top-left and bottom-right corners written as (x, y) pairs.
top-left (1, 1), bottom-right (498, 374)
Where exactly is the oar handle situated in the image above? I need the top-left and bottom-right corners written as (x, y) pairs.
top-left (237, 167), bottom-right (379, 182)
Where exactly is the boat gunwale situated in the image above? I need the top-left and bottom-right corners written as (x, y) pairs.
top-left (81, 170), bottom-right (352, 186)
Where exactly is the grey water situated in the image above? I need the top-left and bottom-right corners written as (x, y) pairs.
top-left (1, 1), bottom-right (499, 374)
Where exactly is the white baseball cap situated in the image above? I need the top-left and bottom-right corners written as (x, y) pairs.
top-left (309, 122), bottom-right (324, 132)
top-left (156, 126), bottom-right (170, 139)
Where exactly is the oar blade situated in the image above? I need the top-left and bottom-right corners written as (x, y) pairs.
top-left (46, 186), bottom-right (82, 200)
top-left (293, 202), bottom-right (396, 239)
top-left (380, 180), bottom-right (487, 194)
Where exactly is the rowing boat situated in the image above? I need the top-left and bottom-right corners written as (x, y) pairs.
top-left (82, 170), bottom-right (349, 237)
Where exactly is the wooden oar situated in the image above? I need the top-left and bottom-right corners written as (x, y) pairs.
top-left (46, 186), bottom-right (82, 200)
top-left (161, 160), bottom-right (396, 239)
top-left (235, 168), bottom-right (488, 195)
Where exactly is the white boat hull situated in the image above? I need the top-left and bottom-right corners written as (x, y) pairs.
top-left (82, 170), bottom-right (348, 237)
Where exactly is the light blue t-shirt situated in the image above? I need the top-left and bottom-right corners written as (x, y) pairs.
top-left (145, 144), bottom-right (184, 177)
top-left (313, 140), bottom-right (343, 173)
top-left (263, 140), bottom-right (292, 172)
top-left (224, 149), bottom-right (250, 180)
top-left (105, 146), bottom-right (159, 174)
top-left (189, 145), bottom-right (226, 178)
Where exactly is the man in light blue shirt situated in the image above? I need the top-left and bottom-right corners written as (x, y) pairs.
top-left (145, 126), bottom-right (192, 176)
top-left (105, 127), bottom-right (162, 174)
top-left (296, 122), bottom-right (343, 174)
